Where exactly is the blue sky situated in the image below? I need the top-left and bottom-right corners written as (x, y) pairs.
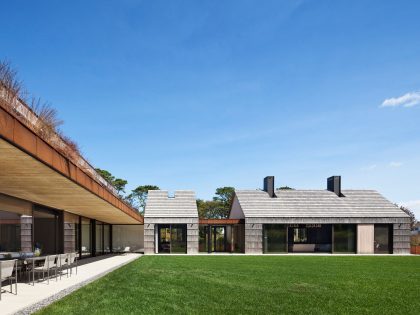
top-left (1, 1), bottom-right (420, 217)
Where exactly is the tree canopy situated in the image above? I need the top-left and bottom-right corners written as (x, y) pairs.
top-left (95, 168), bottom-right (128, 196)
top-left (198, 186), bottom-right (235, 219)
top-left (126, 185), bottom-right (160, 215)
top-left (399, 205), bottom-right (417, 230)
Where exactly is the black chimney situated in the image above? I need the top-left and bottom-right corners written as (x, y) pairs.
top-left (327, 176), bottom-right (342, 197)
top-left (264, 176), bottom-right (276, 198)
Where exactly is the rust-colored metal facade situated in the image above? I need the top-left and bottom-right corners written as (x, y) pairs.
top-left (0, 105), bottom-right (142, 223)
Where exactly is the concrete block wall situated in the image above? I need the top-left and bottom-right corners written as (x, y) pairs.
top-left (187, 223), bottom-right (199, 254)
top-left (393, 223), bottom-right (411, 254)
top-left (144, 223), bottom-right (155, 254)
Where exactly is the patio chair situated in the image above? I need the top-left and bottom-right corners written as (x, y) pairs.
top-left (68, 252), bottom-right (78, 276)
top-left (58, 254), bottom-right (69, 279)
top-left (32, 255), bottom-right (58, 284)
top-left (0, 259), bottom-right (17, 300)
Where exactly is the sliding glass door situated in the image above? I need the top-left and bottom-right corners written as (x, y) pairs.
top-left (96, 221), bottom-right (104, 255)
top-left (171, 225), bottom-right (187, 253)
top-left (263, 224), bottom-right (287, 253)
top-left (33, 206), bottom-right (63, 255)
top-left (157, 224), bottom-right (187, 254)
top-left (0, 210), bottom-right (21, 252)
top-left (374, 224), bottom-right (393, 254)
top-left (212, 226), bottom-right (226, 252)
top-left (81, 217), bottom-right (91, 257)
top-left (333, 224), bottom-right (356, 253)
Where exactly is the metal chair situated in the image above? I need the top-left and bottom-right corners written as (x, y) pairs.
top-left (68, 252), bottom-right (78, 276)
top-left (0, 259), bottom-right (17, 300)
top-left (32, 255), bottom-right (58, 284)
top-left (58, 254), bottom-right (69, 279)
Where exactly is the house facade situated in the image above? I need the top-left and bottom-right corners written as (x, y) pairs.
top-left (0, 86), bottom-right (412, 257)
top-left (229, 176), bottom-right (411, 255)
top-left (144, 190), bottom-right (199, 254)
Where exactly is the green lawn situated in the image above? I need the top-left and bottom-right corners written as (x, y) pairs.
top-left (38, 256), bottom-right (420, 315)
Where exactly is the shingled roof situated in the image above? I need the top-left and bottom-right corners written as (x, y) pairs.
top-left (144, 190), bottom-right (198, 218)
top-left (234, 189), bottom-right (408, 218)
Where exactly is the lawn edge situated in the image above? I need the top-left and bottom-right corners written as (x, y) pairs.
top-left (14, 255), bottom-right (142, 315)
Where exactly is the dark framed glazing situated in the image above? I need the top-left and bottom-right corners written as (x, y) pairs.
top-left (0, 210), bottom-right (21, 252)
top-left (171, 225), bottom-right (187, 253)
top-left (81, 217), bottom-right (92, 257)
top-left (212, 226), bottom-right (226, 252)
top-left (333, 224), bottom-right (356, 253)
top-left (263, 224), bottom-right (287, 253)
top-left (374, 224), bottom-right (393, 254)
top-left (104, 224), bottom-right (111, 253)
top-left (199, 225), bottom-right (209, 252)
top-left (33, 206), bottom-right (63, 255)
top-left (157, 224), bottom-right (187, 254)
top-left (96, 221), bottom-right (104, 255)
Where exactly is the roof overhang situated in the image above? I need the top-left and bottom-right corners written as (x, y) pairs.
top-left (0, 137), bottom-right (142, 224)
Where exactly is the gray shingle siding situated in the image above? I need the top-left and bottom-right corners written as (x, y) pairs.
top-left (234, 189), bottom-right (409, 219)
top-left (145, 190), bottom-right (198, 218)
top-left (144, 190), bottom-right (199, 254)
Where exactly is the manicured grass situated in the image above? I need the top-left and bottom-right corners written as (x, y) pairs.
top-left (38, 256), bottom-right (420, 315)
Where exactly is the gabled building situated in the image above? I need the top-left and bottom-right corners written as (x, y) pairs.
top-left (230, 176), bottom-right (411, 254)
top-left (144, 190), bottom-right (199, 254)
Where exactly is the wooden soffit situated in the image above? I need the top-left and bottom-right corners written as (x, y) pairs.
top-left (0, 138), bottom-right (142, 224)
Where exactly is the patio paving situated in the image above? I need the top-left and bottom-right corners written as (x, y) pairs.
top-left (1, 253), bottom-right (142, 315)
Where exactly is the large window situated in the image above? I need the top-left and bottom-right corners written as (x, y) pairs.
top-left (374, 224), bottom-right (393, 254)
top-left (81, 217), bottom-right (91, 257)
top-left (96, 221), bottom-right (104, 255)
top-left (157, 224), bottom-right (187, 254)
top-left (263, 224), bottom-right (287, 253)
top-left (104, 224), bottom-right (111, 253)
top-left (0, 210), bottom-right (21, 252)
top-left (171, 225), bottom-right (187, 253)
top-left (33, 206), bottom-right (63, 255)
top-left (333, 224), bottom-right (356, 253)
top-left (288, 225), bottom-right (332, 253)
top-left (212, 226), bottom-right (226, 252)
top-left (199, 225), bottom-right (209, 253)
top-left (0, 194), bottom-right (33, 253)
top-left (112, 225), bottom-right (144, 253)
top-left (232, 224), bottom-right (245, 253)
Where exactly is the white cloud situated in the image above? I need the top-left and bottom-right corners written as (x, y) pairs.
top-left (389, 161), bottom-right (403, 168)
top-left (361, 164), bottom-right (377, 171)
top-left (381, 91), bottom-right (420, 108)
top-left (399, 200), bottom-right (420, 220)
